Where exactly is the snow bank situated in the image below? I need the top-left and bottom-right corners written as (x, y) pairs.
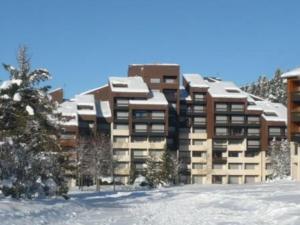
top-left (0, 181), bottom-right (300, 225)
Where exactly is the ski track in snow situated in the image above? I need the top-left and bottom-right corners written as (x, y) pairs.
top-left (1, 181), bottom-right (300, 225)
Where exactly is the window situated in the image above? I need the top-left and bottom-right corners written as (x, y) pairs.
top-left (231, 104), bottom-right (244, 112)
top-left (245, 163), bottom-right (257, 170)
top-left (216, 115), bottom-right (228, 124)
top-left (193, 139), bottom-right (206, 145)
top-left (247, 116), bottom-right (260, 124)
top-left (113, 149), bottom-right (128, 156)
top-left (150, 78), bottom-right (160, 84)
top-left (134, 110), bottom-right (148, 119)
top-left (247, 140), bottom-right (260, 148)
top-left (134, 124), bottom-right (147, 132)
top-left (152, 111), bottom-right (164, 119)
top-left (231, 127), bottom-right (244, 136)
top-left (226, 89), bottom-right (240, 93)
top-left (213, 140), bottom-right (227, 149)
top-left (247, 128), bottom-right (260, 136)
top-left (133, 149), bottom-right (147, 158)
top-left (194, 128), bottom-right (206, 133)
top-left (194, 105), bottom-right (205, 113)
top-left (163, 76), bottom-right (177, 84)
top-left (228, 163), bottom-right (242, 170)
top-left (245, 176), bottom-right (257, 184)
top-left (212, 175), bottom-right (224, 184)
top-left (245, 151), bottom-right (259, 157)
top-left (215, 103), bottom-right (228, 112)
top-left (228, 151), bottom-right (242, 157)
top-left (215, 127), bottom-right (228, 136)
top-left (114, 123), bottom-right (128, 130)
top-left (194, 93), bottom-right (205, 101)
top-left (77, 105), bottom-right (93, 110)
top-left (113, 136), bottom-right (129, 143)
top-left (192, 175), bottom-right (205, 184)
top-left (213, 164), bottom-right (224, 169)
top-left (116, 98), bottom-right (129, 107)
top-left (264, 112), bottom-right (277, 117)
top-left (269, 127), bottom-right (281, 136)
top-left (228, 176), bottom-right (241, 184)
top-left (231, 116), bottom-right (244, 124)
top-left (132, 137), bottom-right (147, 143)
top-left (194, 117), bottom-right (206, 125)
top-left (192, 163), bottom-right (207, 169)
top-left (228, 139), bottom-right (243, 146)
top-left (192, 151), bottom-right (206, 158)
top-left (116, 111), bottom-right (128, 119)
top-left (151, 124), bottom-right (165, 133)
top-left (149, 137), bottom-right (165, 143)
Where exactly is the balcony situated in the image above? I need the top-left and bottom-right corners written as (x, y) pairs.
top-left (212, 157), bottom-right (227, 164)
top-left (291, 112), bottom-right (300, 122)
top-left (112, 142), bottom-right (129, 149)
top-left (247, 145), bottom-right (260, 151)
top-left (213, 145), bottom-right (227, 151)
top-left (215, 120), bottom-right (229, 125)
top-left (292, 92), bottom-right (300, 102)
top-left (115, 116), bottom-right (129, 122)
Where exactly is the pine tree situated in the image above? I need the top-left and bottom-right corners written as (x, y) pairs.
top-left (0, 46), bottom-right (69, 198)
top-left (241, 69), bottom-right (287, 106)
top-left (145, 156), bottom-right (161, 187)
top-left (269, 138), bottom-right (291, 179)
top-left (159, 150), bottom-right (175, 184)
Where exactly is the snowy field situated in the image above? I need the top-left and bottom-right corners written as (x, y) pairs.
top-left (1, 181), bottom-right (300, 225)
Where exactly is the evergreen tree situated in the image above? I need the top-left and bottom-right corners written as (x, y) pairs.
top-left (145, 156), bottom-right (161, 187)
top-left (159, 150), bottom-right (175, 184)
top-left (241, 69), bottom-right (287, 105)
top-left (0, 46), bottom-right (69, 198)
top-left (269, 138), bottom-right (291, 179)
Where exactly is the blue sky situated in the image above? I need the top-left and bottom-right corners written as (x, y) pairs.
top-left (1, 0), bottom-right (300, 98)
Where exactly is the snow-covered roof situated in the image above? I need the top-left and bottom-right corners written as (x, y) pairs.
top-left (109, 76), bottom-right (149, 93)
top-left (75, 95), bottom-right (96, 115)
top-left (183, 74), bottom-right (209, 88)
top-left (255, 100), bottom-right (287, 123)
top-left (75, 95), bottom-right (95, 106)
top-left (97, 101), bottom-right (112, 118)
top-left (281, 67), bottom-right (300, 78)
top-left (57, 101), bottom-right (78, 126)
top-left (129, 91), bottom-right (168, 105)
top-left (79, 84), bottom-right (108, 96)
top-left (206, 81), bottom-right (248, 99)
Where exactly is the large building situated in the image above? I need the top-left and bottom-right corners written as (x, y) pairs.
top-left (282, 68), bottom-right (300, 181)
top-left (50, 64), bottom-right (287, 185)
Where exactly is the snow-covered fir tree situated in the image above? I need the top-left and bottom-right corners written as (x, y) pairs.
top-left (0, 46), bottom-right (70, 198)
top-left (145, 156), bottom-right (161, 187)
top-left (76, 133), bottom-right (113, 191)
top-left (159, 150), bottom-right (176, 185)
top-left (241, 69), bottom-right (287, 105)
top-left (269, 138), bottom-right (290, 179)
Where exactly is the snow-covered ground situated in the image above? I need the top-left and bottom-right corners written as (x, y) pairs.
top-left (1, 181), bottom-right (300, 225)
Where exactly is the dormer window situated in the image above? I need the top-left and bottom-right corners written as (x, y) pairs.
top-left (226, 89), bottom-right (240, 93)
top-left (77, 105), bottom-right (94, 110)
top-left (112, 81), bottom-right (128, 88)
top-left (264, 112), bottom-right (277, 117)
